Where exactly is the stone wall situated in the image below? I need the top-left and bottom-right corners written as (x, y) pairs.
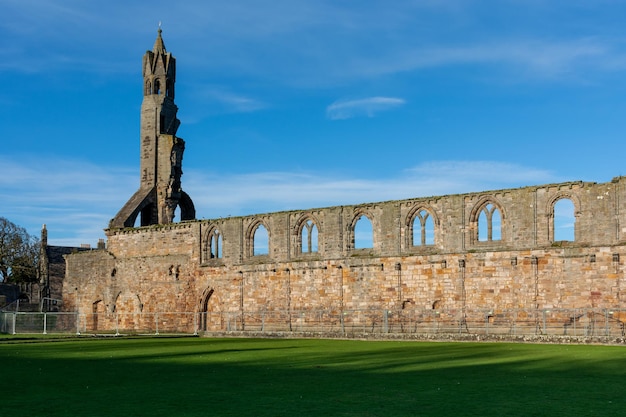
top-left (63, 177), bottom-right (626, 333)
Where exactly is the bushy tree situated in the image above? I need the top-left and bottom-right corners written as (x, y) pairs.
top-left (0, 217), bottom-right (39, 283)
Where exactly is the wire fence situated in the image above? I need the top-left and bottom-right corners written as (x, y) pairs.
top-left (2, 308), bottom-right (626, 338)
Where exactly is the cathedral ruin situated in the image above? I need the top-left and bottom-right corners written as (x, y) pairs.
top-left (63, 30), bottom-right (626, 336)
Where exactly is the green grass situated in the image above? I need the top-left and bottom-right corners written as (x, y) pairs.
top-left (1, 337), bottom-right (626, 416)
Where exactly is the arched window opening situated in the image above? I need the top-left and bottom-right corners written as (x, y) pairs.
top-left (146, 81), bottom-right (152, 95)
top-left (205, 228), bottom-right (223, 260)
top-left (199, 288), bottom-right (214, 331)
top-left (301, 220), bottom-right (318, 253)
top-left (154, 79), bottom-right (161, 95)
top-left (211, 230), bottom-right (223, 258)
top-left (253, 224), bottom-right (269, 256)
top-left (412, 209), bottom-right (435, 246)
top-left (478, 203), bottom-right (501, 242)
top-left (554, 198), bottom-right (575, 241)
top-left (354, 215), bottom-right (373, 249)
top-left (166, 80), bottom-right (173, 98)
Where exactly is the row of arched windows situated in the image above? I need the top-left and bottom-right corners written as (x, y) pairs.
top-left (201, 197), bottom-right (577, 263)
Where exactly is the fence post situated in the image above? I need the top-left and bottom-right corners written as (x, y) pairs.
top-left (485, 312), bottom-right (489, 335)
top-left (340, 312), bottom-right (345, 335)
top-left (115, 313), bottom-right (120, 336)
top-left (383, 310), bottom-right (389, 334)
top-left (155, 312), bottom-right (159, 335)
top-left (193, 312), bottom-right (198, 336)
top-left (12, 313), bottom-right (16, 335)
top-left (43, 312), bottom-right (47, 335)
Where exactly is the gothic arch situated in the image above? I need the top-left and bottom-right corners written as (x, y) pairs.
top-left (90, 299), bottom-right (106, 332)
top-left (111, 291), bottom-right (142, 313)
top-left (546, 192), bottom-right (581, 242)
top-left (246, 219), bottom-right (270, 257)
top-left (198, 287), bottom-right (223, 331)
top-left (349, 209), bottom-right (375, 250)
top-left (178, 191), bottom-right (196, 221)
top-left (469, 196), bottom-right (506, 244)
top-left (112, 291), bottom-right (122, 313)
top-left (546, 192), bottom-right (581, 217)
top-left (202, 223), bottom-right (224, 263)
top-left (294, 213), bottom-right (322, 255)
top-left (405, 205), bottom-right (439, 248)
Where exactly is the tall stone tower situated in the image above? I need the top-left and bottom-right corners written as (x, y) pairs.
top-left (110, 29), bottom-right (195, 228)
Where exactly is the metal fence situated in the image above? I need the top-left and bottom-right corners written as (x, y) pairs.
top-left (2, 308), bottom-right (625, 338)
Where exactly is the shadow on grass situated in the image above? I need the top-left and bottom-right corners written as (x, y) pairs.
top-left (1, 338), bottom-right (625, 417)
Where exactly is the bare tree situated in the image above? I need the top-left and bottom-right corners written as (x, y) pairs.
top-left (0, 217), bottom-right (39, 283)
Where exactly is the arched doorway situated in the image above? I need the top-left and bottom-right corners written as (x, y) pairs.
top-left (199, 288), bottom-right (217, 331)
top-left (90, 300), bottom-right (105, 332)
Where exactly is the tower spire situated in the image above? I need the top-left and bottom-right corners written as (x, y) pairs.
top-left (110, 30), bottom-right (195, 229)
top-left (153, 25), bottom-right (166, 54)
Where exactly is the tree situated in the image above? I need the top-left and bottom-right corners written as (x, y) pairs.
top-left (0, 217), bottom-right (39, 284)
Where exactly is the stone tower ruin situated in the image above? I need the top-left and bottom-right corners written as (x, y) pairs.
top-left (63, 30), bottom-right (626, 338)
top-left (110, 29), bottom-right (195, 228)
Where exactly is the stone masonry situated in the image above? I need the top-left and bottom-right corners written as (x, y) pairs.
top-left (63, 31), bottom-right (626, 334)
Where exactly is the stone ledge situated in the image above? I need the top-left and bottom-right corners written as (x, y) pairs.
top-left (202, 331), bottom-right (626, 345)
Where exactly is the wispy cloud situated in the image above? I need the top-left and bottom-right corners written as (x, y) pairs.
top-left (185, 160), bottom-right (558, 219)
top-left (0, 156), bottom-right (136, 246)
top-left (2, 156), bottom-right (558, 246)
top-left (186, 86), bottom-right (267, 116)
top-left (3, 1), bottom-right (625, 85)
top-left (326, 97), bottom-right (406, 120)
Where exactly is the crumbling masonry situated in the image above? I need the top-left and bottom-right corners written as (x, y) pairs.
top-left (64, 31), bottom-right (626, 334)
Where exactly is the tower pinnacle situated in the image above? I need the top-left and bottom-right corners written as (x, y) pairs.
top-left (110, 30), bottom-right (195, 229)
top-left (153, 28), bottom-right (166, 54)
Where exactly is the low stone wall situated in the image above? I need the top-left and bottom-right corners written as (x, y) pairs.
top-left (203, 331), bottom-right (626, 345)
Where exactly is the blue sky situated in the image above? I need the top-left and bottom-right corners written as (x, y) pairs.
top-left (2, 0), bottom-right (626, 246)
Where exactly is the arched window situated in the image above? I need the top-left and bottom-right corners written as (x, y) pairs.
top-left (203, 228), bottom-right (223, 262)
top-left (411, 209), bottom-right (435, 246)
top-left (354, 215), bottom-right (373, 249)
top-left (553, 198), bottom-right (575, 241)
top-left (301, 219), bottom-right (318, 253)
top-left (253, 223), bottom-right (269, 256)
top-left (154, 79), bottom-right (161, 95)
top-left (478, 203), bottom-right (501, 242)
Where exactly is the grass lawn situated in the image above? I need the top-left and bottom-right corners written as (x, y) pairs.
top-left (1, 336), bottom-right (625, 417)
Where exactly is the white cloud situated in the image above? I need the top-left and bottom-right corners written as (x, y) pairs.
top-left (335, 38), bottom-right (618, 83)
top-left (0, 156), bottom-right (136, 246)
top-left (326, 97), bottom-right (406, 120)
top-left (186, 86), bottom-right (267, 115)
top-left (185, 160), bottom-right (558, 219)
top-left (4, 1), bottom-right (626, 85)
top-left (2, 156), bottom-right (558, 246)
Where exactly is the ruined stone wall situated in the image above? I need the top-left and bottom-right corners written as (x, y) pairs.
top-left (63, 177), bottom-right (626, 332)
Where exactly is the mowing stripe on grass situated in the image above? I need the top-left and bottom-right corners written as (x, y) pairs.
top-left (1, 337), bottom-right (625, 417)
